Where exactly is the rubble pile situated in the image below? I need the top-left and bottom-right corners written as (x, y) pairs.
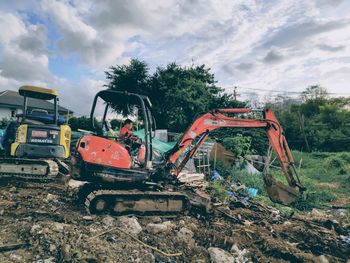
top-left (0, 180), bottom-right (349, 262)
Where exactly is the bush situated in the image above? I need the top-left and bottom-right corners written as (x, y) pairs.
top-left (209, 180), bottom-right (229, 202)
top-left (223, 134), bottom-right (252, 157)
top-left (291, 187), bottom-right (336, 211)
top-left (323, 154), bottom-right (350, 175)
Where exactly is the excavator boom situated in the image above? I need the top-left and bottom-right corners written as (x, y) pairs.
top-left (165, 108), bottom-right (304, 205)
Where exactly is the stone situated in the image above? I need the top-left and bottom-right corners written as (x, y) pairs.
top-left (49, 244), bottom-right (57, 252)
top-left (117, 216), bottom-right (142, 236)
top-left (102, 215), bottom-right (116, 227)
top-left (31, 224), bottom-right (41, 234)
top-left (9, 253), bottom-right (22, 262)
top-left (44, 193), bottom-right (59, 203)
top-left (316, 255), bottom-right (329, 263)
top-left (311, 208), bottom-right (325, 217)
top-left (146, 221), bottom-right (174, 234)
top-left (61, 244), bottom-right (72, 261)
top-left (231, 244), bottom-right (249, 263)
top-left (136, 252), bottom-right (155, 263)
top-left (149, 216), bottom-right (162, 223)
top-left (208, 247), bottom-right (235, 263)
top-left (34, 257), bottom-right (56, 263)
top-left (83, 215), bottom-right (94, 221)
top-left (52, 222), bottom-right (66, 231)
top-left (177, 227), bottom-right (194, 243)
top-left (283, 221), bottom-right (292, 226)
top-left (43, 257), bottom-right (56, 263)
top-left (146, 223), bottom-right (168, 234)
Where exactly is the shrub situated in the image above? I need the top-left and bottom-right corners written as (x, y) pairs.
top-left (323, 155), bottom-right (349, 174)
top-left (209, 180), bottom-right (229, 202)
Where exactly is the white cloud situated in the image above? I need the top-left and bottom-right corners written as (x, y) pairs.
top-left (0, 11), bottom-right (50, 83)
top-left (1, 0), bottom-right (350, 116)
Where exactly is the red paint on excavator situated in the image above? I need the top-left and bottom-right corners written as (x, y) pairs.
top-left (77, 135), bottom-right (131, 169)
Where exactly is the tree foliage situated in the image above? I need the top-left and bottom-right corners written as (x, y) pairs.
top-left (269, 85), bottom-right (350, 152)
top-left (104, 59), bottom-right (244, 132)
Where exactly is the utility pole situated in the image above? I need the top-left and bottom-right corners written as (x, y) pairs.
top-left (298, 112), bottom-right (310, 152)
top-left (233, 86), bottom-right (238, 101)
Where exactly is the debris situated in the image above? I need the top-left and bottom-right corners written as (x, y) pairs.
top-left (9, 253), bottom-right (23, 262)
top-left (246, 162), bottom-right (261, 175)
top-left (211, 170), bottom-right (223, 181)
top-left (34, 257), bottom-right (56, 263)
top-left (117, 216), bottom-right (142, 236)
top-left (341, 234), bottom-right (350, 245)
top-left (87, 227), bottom-right (119, 242)
top-left (310, 208), bottom-right (326, 217)
top-left (83, 215), bottom-right (94, 221)
top-left (208, 247), bottom-right (235, 263)
top-left (247, 187), bottom-right (258, 197)
top-left (178, 172), bottom-right (205, 183)
top-left (316, 255), bottom-right (329, 263)
top-left (135, 252), bottom-right (155, 263)
top-left (177, 227), bottom-right (194, 243)
top-left (60, 244), bottom-right (72, 261)
top-left (0, 242), bottom-right (28, 252)
top-left (146, 221), bottom-right (174, 234)
top-left (230, 183), bottom-right (246, 192)
top-left (0, 180), bottom-right (349, 262)
top-left (30, 224), bottom-right (41, 234)
top-left (118, 226), bottom-right (182, 257)
top-left (52, 222), bottom-right (66, 231)
top-left (231, 244), bottom-right (249, 263)
top-left (102, 215), bottom-right (116, 227)
top-left (44, 193), bottom-right (58, 203)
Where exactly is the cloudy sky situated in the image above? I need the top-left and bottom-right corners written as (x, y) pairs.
top-left (0, 0), bottom-right (350, 115)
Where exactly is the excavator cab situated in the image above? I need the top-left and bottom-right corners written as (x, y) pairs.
top-left (72, 90), bottom-right (154, 183)
top-left (0, 86), bottom-right (71, 180)
top-left (9, 86), bottom-right (71, 159)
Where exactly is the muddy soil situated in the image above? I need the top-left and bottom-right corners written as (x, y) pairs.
top-left (0, 179), bottom-right (349, 263)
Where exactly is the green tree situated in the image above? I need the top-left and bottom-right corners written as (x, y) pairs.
top-left (69, 116), bottom-right (94, 131)
top-left (267, 86), bottom-right (350, 152)
top-left (105, 59), bottom-right (241, 132)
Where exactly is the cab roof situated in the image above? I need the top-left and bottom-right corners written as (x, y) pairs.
top-left (19, 85), bottom-right (58, 100)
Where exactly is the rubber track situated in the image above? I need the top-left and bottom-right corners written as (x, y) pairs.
top-left (0, 158), bottom-right (59, 180)
top-left (85, 189), bottom-right (189, 215)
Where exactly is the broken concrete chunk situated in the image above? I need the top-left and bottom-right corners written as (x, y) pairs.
top-left (177, 227), bottom-right (194, 242)
top-left (310, 208), bottom-right (326, 217)
top-left (146, 223), bottom-right (168, 234)
top-left (208, 247), bottom-right (235, 263)
top-left (117, 216), bottom-right (142, 236)
top-left (146, 221), bottom-right (174, 234)
top-left (9, 253), bottom-right (22, 262)
top-left (316, 255), bottom-right (329, 263)
top-left (231, 244), bottom-right (249, 263)
top-left (135, 252), bottom-right (155, 263)
top-left (44, 193), bottom-right (58, 203)
top-left (102, 215), bottom-right (116, 227)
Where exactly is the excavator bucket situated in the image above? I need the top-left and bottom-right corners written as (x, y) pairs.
top-left (264, 174), bottom-right (301, 205)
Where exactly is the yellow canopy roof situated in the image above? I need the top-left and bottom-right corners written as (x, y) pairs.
top-left (19, 85), bottom-right (58, 100)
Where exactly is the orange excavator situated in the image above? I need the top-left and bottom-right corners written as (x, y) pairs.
top-left (71, 90), bottom-right (304, 215)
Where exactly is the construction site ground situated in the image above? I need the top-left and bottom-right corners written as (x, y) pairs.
top-left (0, 178), bottom-right (349, 263)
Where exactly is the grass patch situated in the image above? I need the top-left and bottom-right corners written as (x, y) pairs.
top-left (214, 151), bottom-right (350, 212)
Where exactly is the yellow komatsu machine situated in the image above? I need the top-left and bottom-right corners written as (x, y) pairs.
top-left (0, 86), bottom-right (71, 179)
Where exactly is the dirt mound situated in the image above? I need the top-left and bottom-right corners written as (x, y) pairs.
top-left (0, 180), bottom-right (349, 262)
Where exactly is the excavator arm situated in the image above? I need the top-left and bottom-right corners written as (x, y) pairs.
top-left (165, 108), bottom-right (304, 205)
